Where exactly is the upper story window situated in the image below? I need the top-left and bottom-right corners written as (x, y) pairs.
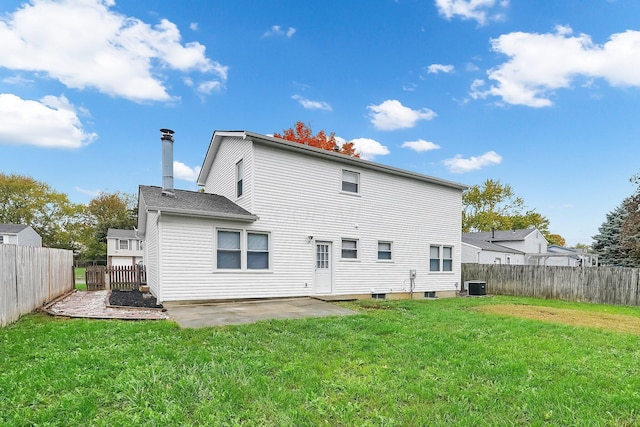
top-left (378, 241), bottom-right (392, 261)
top-left (0, 236), bottom-right (4, 244)
top-left (341, 170), bottom-right (360, 193)
top-left (236, 159), bottom-right (244, 198)
top-left (430, 245), bottom-right (453, 272)
top-left (341, 239), bottom-right (358, 259)
top-left (119, 239), bottom-right (129, 250)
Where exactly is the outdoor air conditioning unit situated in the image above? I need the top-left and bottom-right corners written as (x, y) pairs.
top-left (465, 280), bottom-right (487, 296)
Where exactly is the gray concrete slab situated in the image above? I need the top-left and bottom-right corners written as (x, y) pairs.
top-left (165, 297), bottom-right (357, 328)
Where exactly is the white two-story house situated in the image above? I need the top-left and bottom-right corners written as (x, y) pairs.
top-left (137, 129), bottom-right (468, 303)
top-left (106, 228), bottom-right (144, 267)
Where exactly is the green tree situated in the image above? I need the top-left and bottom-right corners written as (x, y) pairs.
top-left (462, 179), bottom-right (552, 236)
top-left (546, 233), bottom-right (566, 246)
top-left (78, 192), bottom-right (137, 262)
top-left (592, 197), bottom-right (639, 266)
top-left (0, 173), bottom-right (83, 248)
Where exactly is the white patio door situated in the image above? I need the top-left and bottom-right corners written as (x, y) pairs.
top-left (314, 241), bottom-right (333, 294)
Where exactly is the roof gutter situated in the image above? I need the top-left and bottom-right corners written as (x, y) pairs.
top-left (147, 207), bottom-right (258, 222)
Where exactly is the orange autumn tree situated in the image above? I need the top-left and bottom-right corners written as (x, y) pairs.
top-left (273, 121), bottom-right (359, 158)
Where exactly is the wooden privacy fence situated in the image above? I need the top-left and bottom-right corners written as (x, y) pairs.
top-left (0, 245), bottom-right (74, 327)
top-left (462, 263), bottom-right (640, 307)
top-left (86, 265), bottom-right (146, 291)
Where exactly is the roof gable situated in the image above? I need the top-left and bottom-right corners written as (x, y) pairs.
top-left (107, 228), bottom-right (138, 239)
top-left (0, 224), bottom-right (30, 234)
top-left (462, 237), bottom-right (525, 253)
top-left (197, 130), bottom-right (468, 191)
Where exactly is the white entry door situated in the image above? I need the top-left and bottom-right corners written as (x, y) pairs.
top-left (314, 241), bottom-right (333, 294)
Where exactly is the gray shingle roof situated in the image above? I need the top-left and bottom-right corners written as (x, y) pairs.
top-left (463, 229), bottom-right (537, 242)
top-left (139, 186), bottom-right (257, 221)
top-left (0, 224), bottom-right (29, 234)
top-left (107, 228), bottom-right (138, 239)
top-left (462, 237), bottom-right (525, 254)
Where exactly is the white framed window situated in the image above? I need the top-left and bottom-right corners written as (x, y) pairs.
top-left (378, 241), bottom-right (392, 261)
top-left (119, 239), bottom-right (129, 250)
top-left (0, 236), bottom-right (4, 244)
top-left (247, 232), bottom-right (269, 270)
top-left (217, 230), bottom-right (241, 269)
top-left (430, 245), bottom-right (453, 272)
top-left (236, 159), bottom-right (244, 198)
top-left (341, 239), bottom-right (358, 259)
top-left (341, 170), bottom-right (360, 193)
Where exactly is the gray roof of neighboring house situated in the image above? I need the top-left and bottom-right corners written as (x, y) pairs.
top-left (138, 185), bottom-right (258, 222)
top-left (107, 228), bottom-right (138, 239)
top-left (462, 237), bottom-right (525, 254)
top-left (463, 228), bottom-right (539, 243)
top-left (0, 224), bottom-right (29, 234)
top-left (197, 130), bottom-right (469, 191)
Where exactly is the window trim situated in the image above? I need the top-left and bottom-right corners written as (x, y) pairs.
top-left (236, 159), bottom-right (244, 198)
top-left (119, 239), bottom-right (129, 250)
top-left (340, 238), bottom-right (359, 260)
top-left (430, 244), bottom-right (454, 273)
top-left (0, 235), bottom-right (4, 244)
top-left (341, 169), bottom-right (360, 194)
top-left (377, 241), bottom-right (393, 262)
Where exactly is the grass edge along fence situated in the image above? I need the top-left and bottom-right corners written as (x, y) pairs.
top-left (0, 245), bottom-right (74, 327)
top-left (462, 263), bottom-right (640, 306)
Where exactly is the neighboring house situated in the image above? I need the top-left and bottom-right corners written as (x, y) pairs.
top-left (462, 228), bottom-right (548, 265)
top-left (137, 129), bottom-right (468, 303)
top-left (462, 237), bottom-right (525, 265)
top-left (545, 245), bottom-right (598, 267)
top-left (106, 228), bottom-right (144, 267)
top-left (0, 224), bottom-right (42, 247)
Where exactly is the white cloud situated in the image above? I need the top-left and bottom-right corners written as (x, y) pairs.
top-left (0, 93), bottom-right (96, 148)
top-left (350, 138), bottom-right (390, 161)
top-left (190, 22), bottom-right (198, 31)
top-left (292, 94), bottom-right (332, 111)
top-left (198, 80), bottom-right (222, 94)
top-left (443, 151), bottom-right (502, 173)
top-left (402, 83), bottom-right (417, 92)
top-left (76, 186), bottom-right (101, 197)
top-left (402, 139), bottom-right (441, 152)
top-left (473, 26), bottom-right (640, 107)
top-left (435, 0), bottom-right (509, 25)
top-left (2, 74), bottom-right (34, 85)
top-left (368, 99), bottom-right (436, 131)
top-left (427, 64), bottom-right (454, 74)
top-left (173, 161), bottom-right (201, 182)
top-left (0, 0), bottom-right (227, 102)
top-left (263, 25), bottom-right (296, 38)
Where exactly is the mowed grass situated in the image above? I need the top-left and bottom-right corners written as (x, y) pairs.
top-left (2, 297), bottom-right (640, 426)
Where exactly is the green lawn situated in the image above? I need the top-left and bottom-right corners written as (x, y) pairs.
top-left (2, 296), bottom-right (640, 426)
top-left (74, 267), bottom-right (86, 291)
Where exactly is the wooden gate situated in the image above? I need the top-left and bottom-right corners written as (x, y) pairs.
top-left (85, 266), bottom-right (106, 291)
top-left (108, 265), bottom-right (146, 290)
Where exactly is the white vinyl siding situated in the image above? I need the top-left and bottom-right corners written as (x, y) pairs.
top-left (204, 137), bottom-right (254, 212)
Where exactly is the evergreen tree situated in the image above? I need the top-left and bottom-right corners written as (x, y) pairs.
top-left (592, 197), bottom-right (639, 266)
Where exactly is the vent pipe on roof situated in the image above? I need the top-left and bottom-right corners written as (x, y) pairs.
top-left (160, 128), bottom-right (175, 197)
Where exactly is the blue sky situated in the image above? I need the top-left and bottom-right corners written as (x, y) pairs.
top-left (2, 0), bottom-right (640, 246)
